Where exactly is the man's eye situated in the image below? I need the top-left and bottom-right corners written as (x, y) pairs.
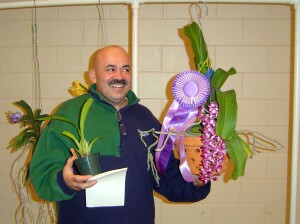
top-left (106, 68), bottom-right (115, 72)
top-left (122, 68), bottom-right (130, 72)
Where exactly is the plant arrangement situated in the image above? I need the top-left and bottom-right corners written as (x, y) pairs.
top-left (141, 21), bottom-right (282, 185)
top-left (181, 21), bottom-right (252, 182)
top-left (152, 21), bottom-right (253, 184)
top-left (140, 21), bottom-right (254, 184)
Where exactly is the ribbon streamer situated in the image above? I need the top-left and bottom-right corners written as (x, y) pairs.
top-left (155, 70), bottom-right (210, 182)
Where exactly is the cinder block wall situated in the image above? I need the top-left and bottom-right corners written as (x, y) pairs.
top-left (0, 3), bottom-right (297, 224)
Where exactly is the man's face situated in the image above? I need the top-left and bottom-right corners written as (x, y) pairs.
top-left (90, 47), bottom-right (132, 109)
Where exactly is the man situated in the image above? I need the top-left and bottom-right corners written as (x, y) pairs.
top-left (30, 45), bottom-right (210, 224)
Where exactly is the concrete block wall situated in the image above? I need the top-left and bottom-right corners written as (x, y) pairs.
top-left (0, 2), bottom-right (297, 224)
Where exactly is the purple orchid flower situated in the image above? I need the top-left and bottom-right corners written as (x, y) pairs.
top-left (8, 111), bottom-right (22, 123)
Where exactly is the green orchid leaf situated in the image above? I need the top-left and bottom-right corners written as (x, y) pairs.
top-left (208, 86), bottom-right (217, 103)
top-left (31, 108), bottom-right (43, 132)
top-left (39, 114), bottom-right (50, 119)
top-left (228, 67), bottom-right (237, 75)
top-left (80, 98), bottom-right (94, 140)
top-left (62, 131), bottom-right (82, 155)
top-left (225, 133), bottom-right (247, 179)
top-left (8, 126), bottom-right (38, 150)
top-left (9, 137), bottom-right (23, 151)
top-left (88, 137), bottom-right (102, 152)
top-left (238, 135), bottom-right (253, 156)
top-left (38, 115), bottom-right (74, 125)
top-left (14, 100), bottom-right (34, 119)
top-left (38, 115), bottom-right (80, 135)
top-left (80, 138), bottom-right (90, 156)
top-left (37, 114), bottom-right (49, 129)
top-left (188, 125), bottom-right (201, 133)
top-left (211, 67), bottom-right (236, 89)
top-left (33, 108), bottom-right (42, 119)
top-left (183, 21), bottom-right (211, 74)
top-left (21, 117), bottom-right (34, 127)
top-left (216, 89), bottom-right (237, 140)
top-left (211, 68), bottom-right (229, 89)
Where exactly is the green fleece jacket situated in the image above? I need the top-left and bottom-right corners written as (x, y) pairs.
top-left (29, 84), bottom-right (139, 201)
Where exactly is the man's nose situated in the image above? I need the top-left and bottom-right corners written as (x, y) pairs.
top-left (114, 69), bottom-right (124, 79)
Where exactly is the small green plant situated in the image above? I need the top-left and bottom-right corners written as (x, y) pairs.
top-left (39, 98), bottom-right (101, 157)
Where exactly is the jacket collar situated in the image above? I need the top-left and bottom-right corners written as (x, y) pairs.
top-left (88, 83), bottom-right (140, 107)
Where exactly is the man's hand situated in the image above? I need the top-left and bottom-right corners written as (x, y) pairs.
top-left (193, 175), bottom-right (205, 187)
top-left (62, 148), bottom-right (97, 191)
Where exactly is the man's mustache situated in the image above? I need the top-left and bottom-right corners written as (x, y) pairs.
top-left (108, 79), bottom-right (128, 86)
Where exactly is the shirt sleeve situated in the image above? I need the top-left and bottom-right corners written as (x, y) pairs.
top-left (29, 122), bottom-right (76, 202)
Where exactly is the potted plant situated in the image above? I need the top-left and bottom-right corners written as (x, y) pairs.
top-left (38, 98), bottom-right (102, 175)
top-left (180, 21), bottom-right (252, 183)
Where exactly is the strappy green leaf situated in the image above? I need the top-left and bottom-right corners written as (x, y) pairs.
top-left (62, 131), bottom-right (82, 155)
top-left (14, 100), bottom-right (34, 119)
top-left (211, 67), bottom-right (236, 89)
top-left (183, 21), bottom-right (211, 74)
top-left (216, 89), bottom-right (237, 140)
top-left (225, 133), bottom-right (247, 179)
top-left (80, 98), bottom-right (93, 140)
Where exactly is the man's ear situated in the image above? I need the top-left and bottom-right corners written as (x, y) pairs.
top-left (89, 69), bottom-right (96, 83)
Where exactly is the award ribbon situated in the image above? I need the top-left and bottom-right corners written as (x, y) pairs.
top-left (155, 70), bottom-right (210, 182)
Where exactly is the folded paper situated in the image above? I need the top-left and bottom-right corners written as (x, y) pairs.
top-left (86, 168), bottom-right (127, 207)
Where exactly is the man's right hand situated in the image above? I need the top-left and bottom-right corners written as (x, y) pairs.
top-left (62, 148), bottom-right (97, 191)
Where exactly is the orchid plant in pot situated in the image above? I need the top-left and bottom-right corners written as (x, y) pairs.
top-left (142, 21), bottom-right (253, 185)
top-left (38, 98), bottom-right (102, 176)
top-left (180, 21), bottom-right (252, 183)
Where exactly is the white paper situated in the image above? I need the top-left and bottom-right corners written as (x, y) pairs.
top-left (85, 168), bottom-right (127, 207)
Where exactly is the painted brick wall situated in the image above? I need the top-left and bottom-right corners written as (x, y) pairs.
top-left (0, 3), bottom-right (298, 224)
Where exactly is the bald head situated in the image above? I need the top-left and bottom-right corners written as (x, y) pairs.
top-left (93, 45), bottom-right (130, 70)
top-left (88, 45), bottom-right (132, 110)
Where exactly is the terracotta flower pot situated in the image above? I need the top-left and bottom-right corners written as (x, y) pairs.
top-left (74, 153), bottom-right (102, 176)
top-left (182, 136), bottom-right (228, 175)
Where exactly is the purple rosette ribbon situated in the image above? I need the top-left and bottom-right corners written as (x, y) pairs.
top-left (155, 70), bottom-right (210, 182)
